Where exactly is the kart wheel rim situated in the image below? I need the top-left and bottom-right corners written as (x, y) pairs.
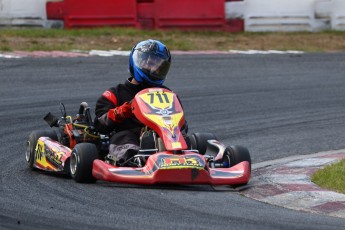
top-left (25, 141), bottom-right (31, 162)
top-left (70, 152), bottom-right (78, 175)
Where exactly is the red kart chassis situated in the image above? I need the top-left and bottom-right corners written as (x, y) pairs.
top-left (29, 88), bottom-right (251, 185)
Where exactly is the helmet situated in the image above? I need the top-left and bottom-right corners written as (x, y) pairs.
top-left (129, 39), bottom-right (171, 86)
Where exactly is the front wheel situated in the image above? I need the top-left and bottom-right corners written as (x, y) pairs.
top-left (223, 145), bottom-right (251, 171)
top-left (26, 130), bottom-right (58, 170)
top-left (70, 143), bottom-right (99, 183)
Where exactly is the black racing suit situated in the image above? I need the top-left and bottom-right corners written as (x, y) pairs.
top-left (95, 77), bottom-right (187, 164)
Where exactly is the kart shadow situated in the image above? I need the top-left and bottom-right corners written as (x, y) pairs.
top-left (27, 168), bottom-right (71, 179)
top-left (27, 169), bottom-right (252, 192)
top-left (96, 181), bottom-right (252, 192)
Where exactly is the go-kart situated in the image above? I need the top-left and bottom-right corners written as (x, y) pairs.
top-left (26, 88), bottom-right (251, 185)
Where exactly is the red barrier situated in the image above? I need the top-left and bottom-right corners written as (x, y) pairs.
top-left (47, 0), bottom-right (243, 32)
top-left (225, 19), bottom-right (244, 32)
top-left (47, 0), bottom-right (138, 28)
top-left (151, 0), bottom-right (226, 31)
top-left (137, 0), bottom-right (155, 29)
top-left (46, 1), bottom-right (66, 19)
top-left (224, 0), bottom-right (244, 32)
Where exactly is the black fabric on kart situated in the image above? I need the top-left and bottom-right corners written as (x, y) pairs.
top-left (140, 130), bottom-right (156, 150)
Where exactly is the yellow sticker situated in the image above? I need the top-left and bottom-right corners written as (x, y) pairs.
top-left (172, 142), bottom-right (182, 148)
top-left (139, 91), bottom-right (174, 109)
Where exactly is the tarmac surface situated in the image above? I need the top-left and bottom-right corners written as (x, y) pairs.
top-left (1, 52), bottom-right (345, 229)
top-left (242, 150), bottom-right (345, 218)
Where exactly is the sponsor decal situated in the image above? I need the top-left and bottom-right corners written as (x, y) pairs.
top-left (160, 156), bottom-right (204, 169)
top-left (35, 140), bottom-right (58, 171)
top-left (45, 147), bottom-right (64, 165)
top-left (35, 139), bottom-right (67, 170)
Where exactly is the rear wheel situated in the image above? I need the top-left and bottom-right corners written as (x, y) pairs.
top-left (188, 132), bottom-right (218, 155)
top-left (70, 143), bottom-right (99, 183)
top-left (223, 145), bottom-right (251, 171)
top-left (25, 130), bottom-right (58, 170)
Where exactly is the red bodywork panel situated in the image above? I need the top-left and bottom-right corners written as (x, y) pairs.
top-left (92, 152), bottom-right (250, 185)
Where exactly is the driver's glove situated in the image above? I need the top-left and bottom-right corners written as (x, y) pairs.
top-left (107, 102), bottom-right (133, 123)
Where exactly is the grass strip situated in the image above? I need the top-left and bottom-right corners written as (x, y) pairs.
top-left (1, 28), bottom-right (345, 52)
top-left (312, 159), bottom-right (345, 194)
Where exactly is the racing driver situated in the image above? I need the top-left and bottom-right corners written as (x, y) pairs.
top-left (94, 39), bottom-right (188, 166)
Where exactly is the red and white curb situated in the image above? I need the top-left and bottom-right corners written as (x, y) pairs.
top-left (0, 51), bottom-right (89, 58)
top-left (0, 50), bottom-right (304, 59)
top-left (229, 50), bottom-right (304, 55)
top-left (88, 50), bottom-right (305, 56)
top-left (242, 150), bottom-right (345, 218)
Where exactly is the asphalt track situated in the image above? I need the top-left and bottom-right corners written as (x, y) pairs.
top-left (1, 53), bottom-right (345, 229)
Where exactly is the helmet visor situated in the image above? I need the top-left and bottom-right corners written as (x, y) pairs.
top-left (132, 50), bottom-right (170, 80)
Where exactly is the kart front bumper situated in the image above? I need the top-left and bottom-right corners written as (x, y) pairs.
top-left (92, 159), bottom-right (250, 186)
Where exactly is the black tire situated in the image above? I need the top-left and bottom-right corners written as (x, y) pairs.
top-left (70, 143), bottom-right (98, 183)
top-left (25, 130), bottom-right (58, 170)
top-left (223, 145), bottom-right (251, 171)
top-left (188, 132), bottom-right (218, 155)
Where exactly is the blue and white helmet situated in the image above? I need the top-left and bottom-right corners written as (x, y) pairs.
top-left (129, 39), bottom-right (171, 86)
